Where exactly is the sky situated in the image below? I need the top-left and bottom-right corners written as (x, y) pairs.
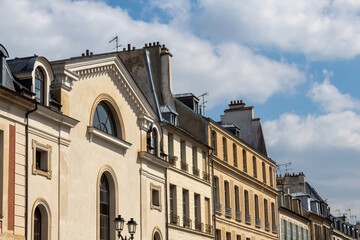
top-left (1, 0), bottom-right (360, 223)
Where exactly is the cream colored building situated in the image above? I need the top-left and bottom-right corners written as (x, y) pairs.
top-left (209, 101), bottom-right (278, 240)
top-left (0, 44), bottom-right (168, 240)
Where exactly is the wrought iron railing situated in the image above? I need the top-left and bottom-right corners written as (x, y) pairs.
top-left (272, 224), bottom-right (277, 233)
top-left (245, 214), bottom-right (251, 224)
top-left (193, 167), bottom-right (199, 177)
top-left (169, 156), bottom-right (177, 166)
top-left (203, 171), bottom-right (210, 182)
top-left (205, 224), bottom-right (213, 234)
top-left (181, 162), bottom-right (188, 172)
top-left (194, 221), bottom-right (203, 232)
top-left (225, 207), bottom-right (232, 218)
top-left (265, 221), bottom-right (270, 231)
top-left (183, 217), bottom-right (192, 228)
top-left (255, 218), bottom-right (261, 227)
top-left (215, 203), bottom-right (222, 214)
top-left (169, 213), bottom-right (179, 225)
top-left (236, 211), bottom-right (242, 221)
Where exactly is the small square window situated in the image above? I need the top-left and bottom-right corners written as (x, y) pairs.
top-left (32, 140), bottom-right (52, 179)
top-left (150, 183), bottom-right (161, 211)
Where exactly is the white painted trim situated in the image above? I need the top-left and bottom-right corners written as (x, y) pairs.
top-left (87, 126), bottom-right (131, 149)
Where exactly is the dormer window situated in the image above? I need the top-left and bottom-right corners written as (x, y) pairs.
top-left (35, 67), bottom-right (45, 103)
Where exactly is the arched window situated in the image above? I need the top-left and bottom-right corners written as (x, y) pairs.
top-left (154, 231), bottom-right (161, 240)
top-left (93, 101), bottom-right (118, 137)
top-left (100, 175), bottom-right (110, 240)
top-left (35, 67), bottom-right (45, 104)
top-left (34, 207), bottom-right (41, 240)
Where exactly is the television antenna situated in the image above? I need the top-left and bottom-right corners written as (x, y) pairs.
top-left (276, 162), bottom-right (292, 175)
top-left (109, 35), bottom-right (122, 52)
top-left (198, 92), bottom-right (208, 115)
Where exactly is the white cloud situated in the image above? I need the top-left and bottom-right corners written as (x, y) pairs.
top-left (307, 69), bottom-right (360, 112)
top-left (0, 0), bottom-right (306, 106)
top-left (184, 0), bottom-right (360, 60)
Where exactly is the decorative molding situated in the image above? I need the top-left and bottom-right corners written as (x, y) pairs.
top-left (32, 140), bottom-right (52, 179)
top-left (139, 113), bottom-right (153, 131)
top-left (52, 66), bottom-right (79, 91)
top-left (87, 126), bottom-right (131, 149)
top-left (150, 183), bottom-right (162, 212)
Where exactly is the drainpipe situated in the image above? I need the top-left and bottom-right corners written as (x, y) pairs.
top-left (165, 168), bottom-right (168, 240)
top-left (25, 101), bottom-right (38, 239)
top-left (211, 149), bottom-right (216, 239)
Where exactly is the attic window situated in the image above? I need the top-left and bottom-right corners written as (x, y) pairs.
top-left (35, 67), bottom-right (45, 104)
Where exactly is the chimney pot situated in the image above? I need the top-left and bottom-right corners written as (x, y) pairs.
top-left (157, 41), bottom-right (160, 46)
top-left (230, 101), bottom-right (233, 104)
top-left (240, 100), bottom-right (243, 103)
top-left (132, 47), bottom-right (135, 50)
top-left (162, 44), bottom-right (165, 48)
top-left (153, 42), bottom-right (156, 46)
top-left (123, 48), bottom-right (126, 51)
top-left (90, 52), bottom-right (93, 56)
top-left (86, 49), bottom-right (89, 56)
top-left (145, 43), bottom-right (148, 47)
top-left (82, 53), bottom-right (85, 57)
top-left (128, 44), bottom-right (131, 51)
top-left (149, 43), bottom-right (152, 46)
top-left (237, 100), bottom-right (240, 104)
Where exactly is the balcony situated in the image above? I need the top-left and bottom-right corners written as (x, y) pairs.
top-left (235, 211), bottom-right (242, 221)
top-left (183, 217), bottom-right (192, 228)
top-left (225, 207), bottom-right (232, 218)
top-left (181, 162), bottom-right (188, 172)
top-left (245, 214), bottom-right (251, 224)
top-left (169, 213), bottom-right (179, 226)
top-left (169, 156), bottom-right (177, 166)
top-left (193, 167), bottom-right (200, 177)
top-left (194, 221), bottom-right (203, 232)
top-left (205, 224), bottom-right (213, 234)
top-left (255, 218), bottom-right (261, 228)
top-left (265, 221), bottom-right (270, 231)
top-left (215, 203), bottom-right (222, 214)
top-left (203, 171), bottom-right (210, 182)
top-left (272, 224), bottom-right (277, 233)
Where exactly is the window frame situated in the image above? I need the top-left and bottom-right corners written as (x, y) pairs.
top-left (32, 140), bottom-right (52, 179)
top-left (150, 183), bottom-right (162, 211)
top-left (34, 67), bottom-right (45, 104)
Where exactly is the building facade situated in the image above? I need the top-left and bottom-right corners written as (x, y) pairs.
top-left (209, 101), bottom-right (278, 240)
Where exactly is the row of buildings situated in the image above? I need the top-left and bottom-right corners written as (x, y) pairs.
top-left (0, 42), bottom-right (358, 240)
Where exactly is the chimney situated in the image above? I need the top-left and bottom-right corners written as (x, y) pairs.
top-left (128, 44), bottom-right (131, 51)
top-left (86, 49), bottom-right (89, 56)
top-left (160, 46), bottom-right (174, 106)
top-left (228, 99), bottom-right (246, 109)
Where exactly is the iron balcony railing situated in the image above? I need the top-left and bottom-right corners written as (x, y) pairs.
top-left (203, 171), bottom-right (210, 182)
top-left (245, 214), bottom-right (251, 224)
top-left (169, 156), bottom-right (177, 166)
top-left (236, 211), bottom-right (242, 221)
top-left (169, 213), bottom-right (179, 225)
top-left (272, 224), bottom-right (278, 233)
top-left (183, 217), bottom-right (192, 228)
top-left (193, 167), bottom-right (200, 177)
top-left (194, 221), bottom-right (203, 232)
top-left (265, 221), bottom-right (270, 231)
top-left (215, 203), bottom-right (222, 214)
top-left (225, 207), bottom-right (232, 218)
top-left (255, 218), bottom-right (261, 228)
top-left (181, 162), bottom-right (188, 172)
top-left (205, 224), bottom-right (213, 234)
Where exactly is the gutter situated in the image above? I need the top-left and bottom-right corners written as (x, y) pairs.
top-left (25, 101), bottom-right (38, 239)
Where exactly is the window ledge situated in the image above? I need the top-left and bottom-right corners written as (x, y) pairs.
top-left (87, 126), bottom-right (132, 149)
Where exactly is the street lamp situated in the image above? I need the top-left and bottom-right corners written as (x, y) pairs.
top-left (114, 215), bottom-right (137, 240)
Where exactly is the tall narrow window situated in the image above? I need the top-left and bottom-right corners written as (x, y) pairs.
top-left (269, 167), bottom-right (273, 187)
top-left (194, 194), bottom-right (201, 229)
top-left (264, 199), bottom-right (269, 225)
top-left (35, 67), bottom-right (45, 104)
top-left (226, 232), bottom-right (231, 240)
top-left (253, 157), bottom-right (257, 178)
top-left (202, 151), bottom-right (209, 181)
top-left (211, 130), bottom-right (217, 155)
top-left (205, 197), bottom-right (210, 225)
top-left (34, 207), bottom-right (41, 240)
top-left (0, 131), bottom-right (3, 217)
top-left (100, 175), bottom-right (110, 240)
top-left (233, 144), bottom-right (237, 167)
top-left (271, 202), bottom-right (276, 227)
top-left (216, 229), bottom-right (221, 240)
top-left (224, 181), bottom-right (230, 209)
top-left (235, 186), bottom-right (240, 220)
top-left (244, 190), bottom-right (249, 220)
top-left (168, 134), bottom-right (173, 157)
top-left (214, 176), bottom-right (220, 204)
top-left (262, 162), bottom-right (266, 184)
top-left (152, 128), bottom-right (158, 156)
top-left (255, 195), bottom-right (259, 227)
top-left (180, 141), bottom-right (187, 172)
top-left (192, 147), bottom-right (198, 176)
top-left (93, 101), bottom-right (118, 137)
top-left (182, 189), bottom-right (190, 228)
top-left (169, 185), bottom-right (177, 224)
top-left (243, 150), bottom-right (247, 173)
top-left (222, 137), bottom-right (227, 162)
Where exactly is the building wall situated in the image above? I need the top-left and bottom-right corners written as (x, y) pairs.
top-left (279, 211), bottom-right (309, 240)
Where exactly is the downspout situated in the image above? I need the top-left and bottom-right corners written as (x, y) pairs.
top-left (165, 168), bottom-right (168, 240)
top-left (211, 153), bottom-right (216, 239)
top-left (25, 101), bottom-right (38, 239)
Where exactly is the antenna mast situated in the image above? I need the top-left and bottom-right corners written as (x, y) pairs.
top-left (276, 162), bottom-right (292, 175)
top-left (198, 92), bottom-right (208, 115)
top-left (109, 35), bottom-right (122, 52)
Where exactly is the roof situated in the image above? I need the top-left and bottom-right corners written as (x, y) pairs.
top-left (7, 56), bottom-right (38, 74)
top-left (305, 182), bottom-right (325, 202)
top-left (174, 93), bottom-right (199, 100)
top-left (160, 105), bottom-right (178, 115)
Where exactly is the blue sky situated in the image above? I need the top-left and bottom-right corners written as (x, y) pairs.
top-left (1, 0), bottom-right (360, 222)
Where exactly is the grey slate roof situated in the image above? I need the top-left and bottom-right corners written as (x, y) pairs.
top-left (7, 56), bottom-right (38, 74)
